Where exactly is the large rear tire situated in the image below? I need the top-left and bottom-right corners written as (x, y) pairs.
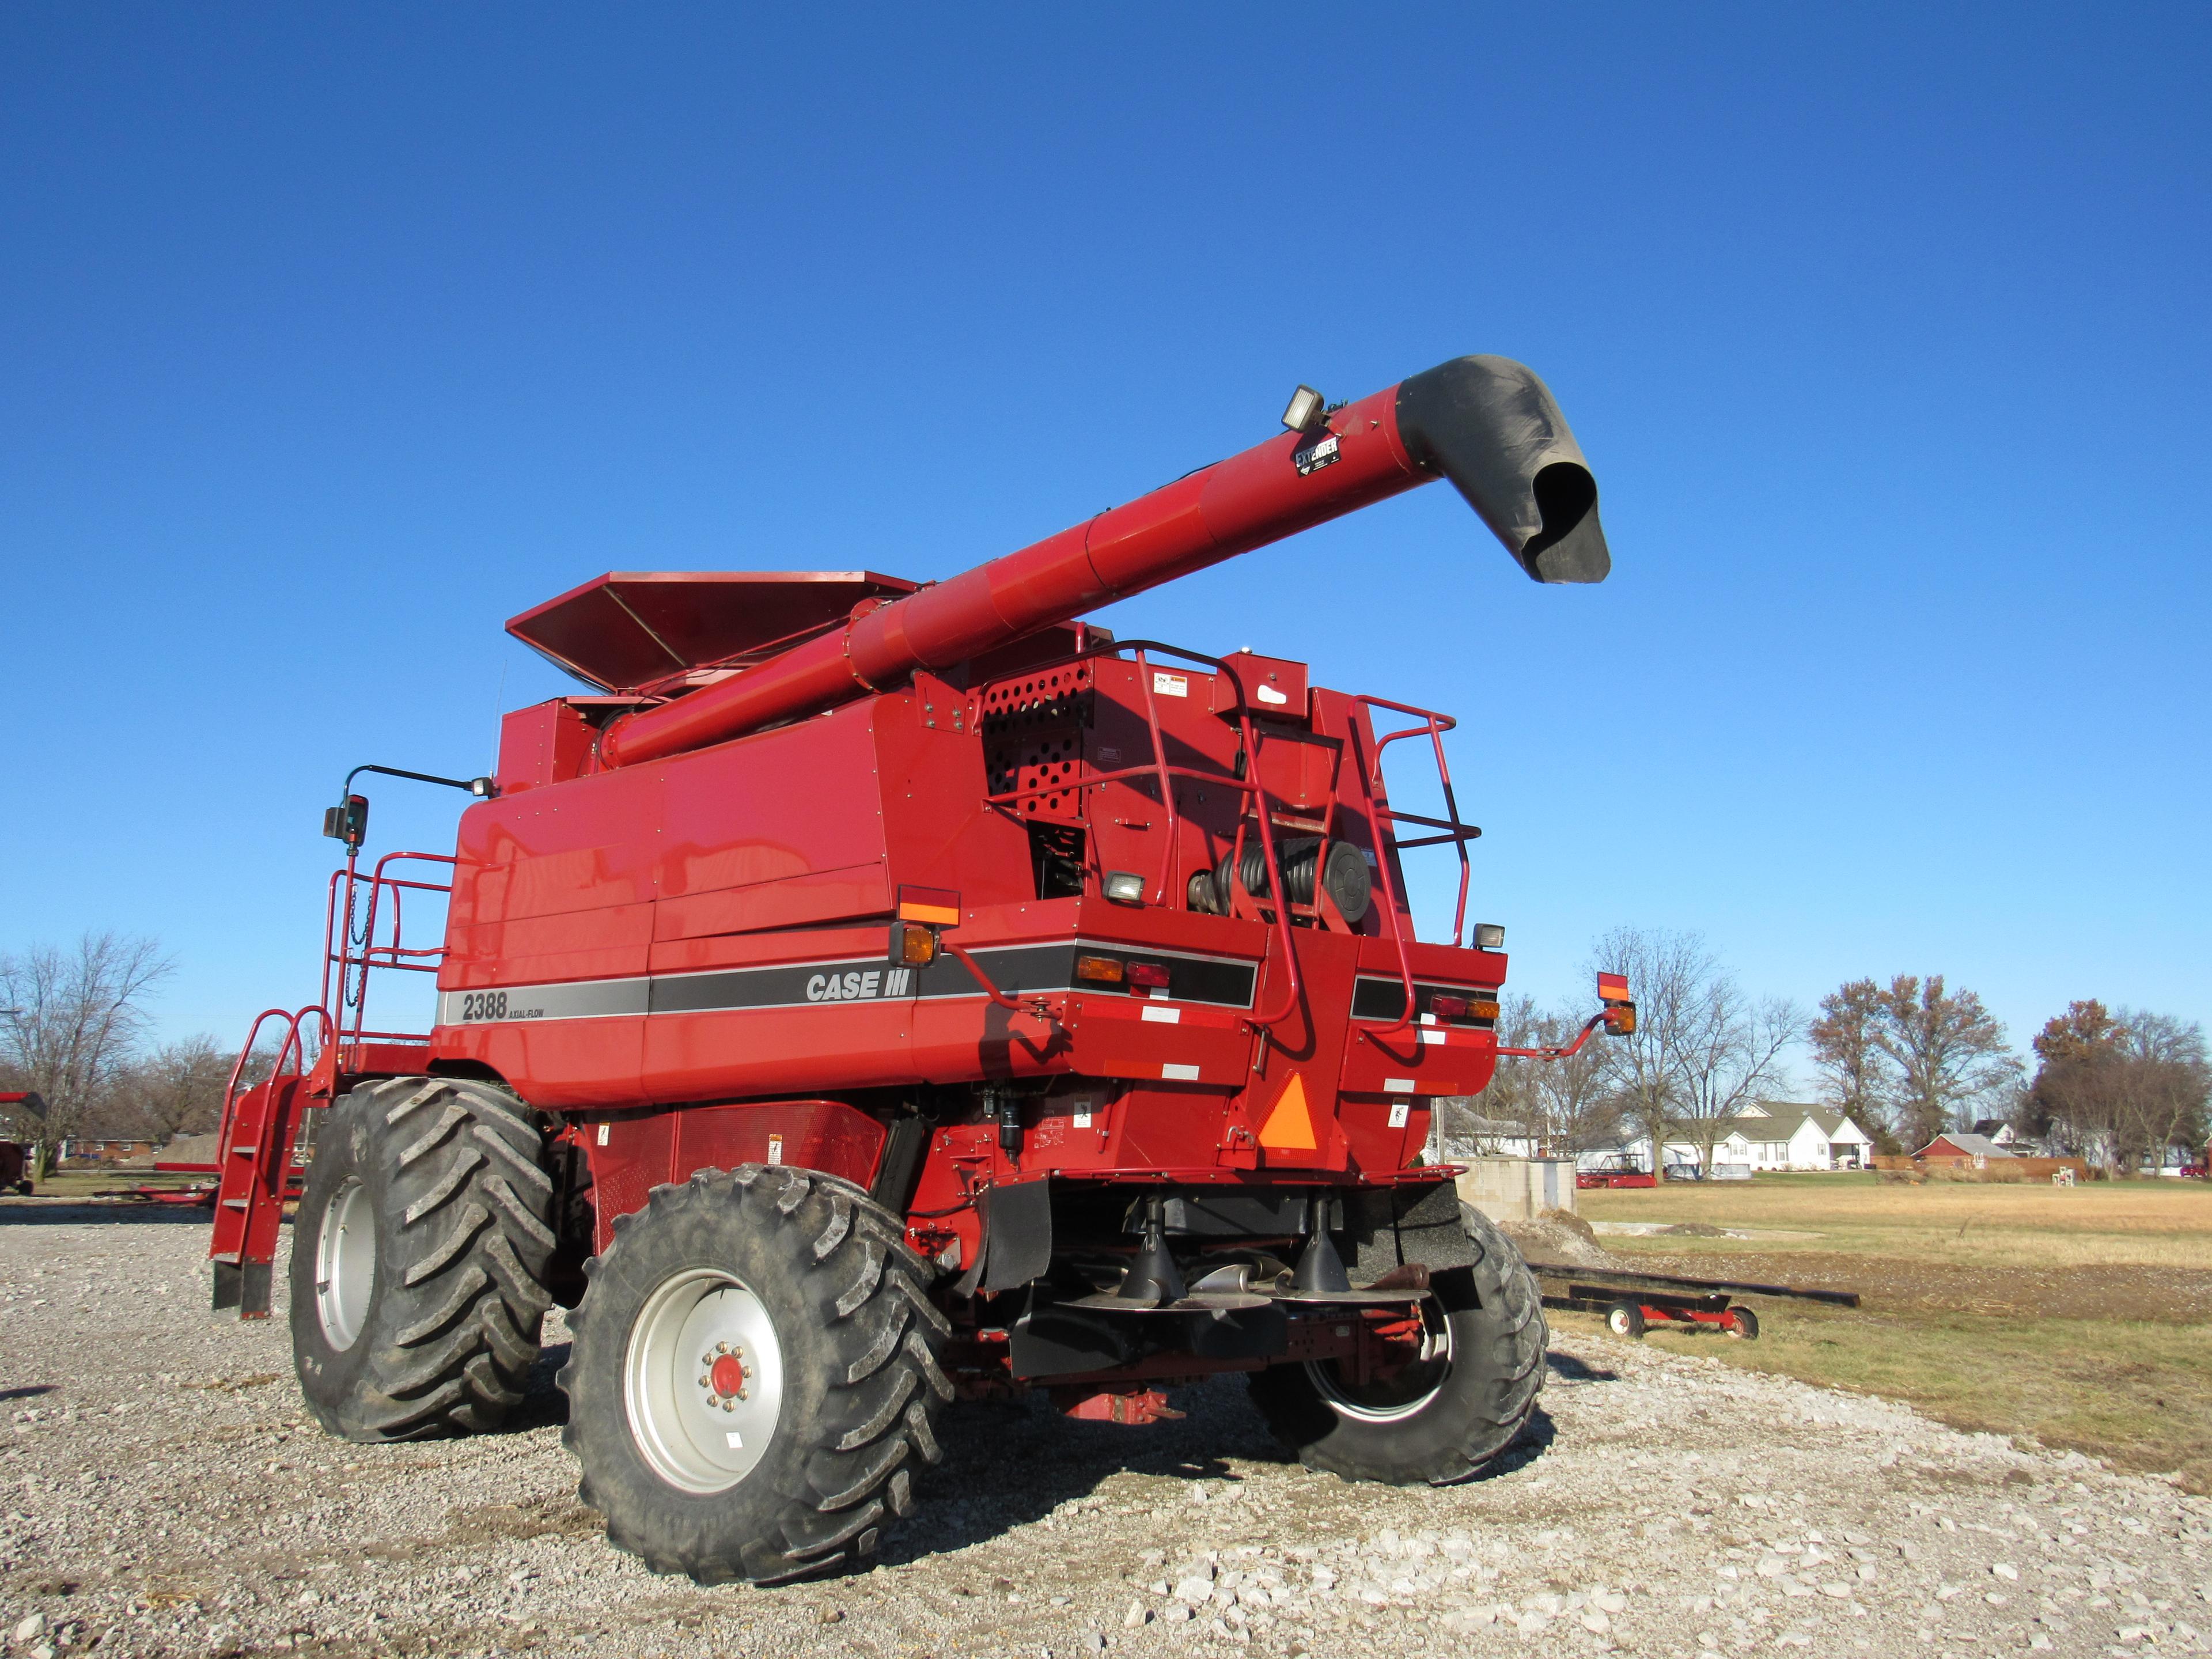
top-left (560, 1164), bottom-right (951, 1585)
top-left (1249, 1201), bottom-right (1546, 1484)
top-left (289, 1077), bottom-right (557, 1440)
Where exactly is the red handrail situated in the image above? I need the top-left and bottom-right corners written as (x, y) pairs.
top-left (323, 850), bottom-right (456, 1052)
top-left (1344, 695), bottom-right (1483, 1037)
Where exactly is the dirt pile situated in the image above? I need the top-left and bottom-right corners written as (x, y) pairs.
top-left (1497, 1206), bottom-right (1615, 1268)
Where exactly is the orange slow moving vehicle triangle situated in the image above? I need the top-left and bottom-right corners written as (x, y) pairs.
top-left (1257, 1073), bottom-right (1319, 1151)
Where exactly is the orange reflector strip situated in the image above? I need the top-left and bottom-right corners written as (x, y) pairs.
top-left (1598, 972), bottom-right (1630, 1000)
top-left (1257, 1073), bottom-right (1318, 1152)
top-left (897, 884), bottom-right (962, 926)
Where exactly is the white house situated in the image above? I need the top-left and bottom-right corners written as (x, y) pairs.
top-left (1579, 1101), bottom-right (1876, 1176)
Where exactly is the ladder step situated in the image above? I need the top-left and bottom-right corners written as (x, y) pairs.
top-left (222, 1198), bottom-right (249, 1210)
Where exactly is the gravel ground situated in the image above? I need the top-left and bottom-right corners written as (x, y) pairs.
top-left (2, 1202), bottom-right (2207, 1659)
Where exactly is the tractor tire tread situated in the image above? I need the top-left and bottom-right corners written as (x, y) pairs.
top-left (290, 1077), bottom-right (557, 1444)
top-left (561, 1162), bottom-right (946, 1585)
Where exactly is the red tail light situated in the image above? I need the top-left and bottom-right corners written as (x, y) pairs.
top-left (1125, 961), bottom-right (1171, 988)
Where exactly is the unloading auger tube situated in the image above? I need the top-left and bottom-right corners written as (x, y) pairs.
top-left (596, 354), bottom-right (1611, 768)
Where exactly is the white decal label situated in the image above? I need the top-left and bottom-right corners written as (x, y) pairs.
top-left (1072, 1104), bottom-right (1094, 1128)
top-left (806, 968), bottom-right (907, 1001)
top-left (1419, 1028), bottom-right (1448, 1045)
top-left (1161, 1063), bottom-right (1200, 1081)
top-left (1383, 1077), bottom-right (1416, 1093)
top-left (1141, 1005), bottom-right (1181, 1024)
top-left (1256, 683), bottom-right (1289, 705)
top-left (1388, 1100), bottom-right (1411, 1128)
top-left (1152, 672), bottom-right (1188, 698)
top-left (596, 1123), bottom-right (610, 1147)
top-left (766, 1134), bottom-right (784, 1165)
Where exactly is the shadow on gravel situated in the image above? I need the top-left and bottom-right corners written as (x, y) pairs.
top-left (0, 1385), bottom-right (57, 1402)
top-left (512, 1340), bottom-right (574, 1430)
top-left (0, 1199), bottom-right (217, 1228)
top-left (881, 1374), bottom-right (1272, 1563)
top-left (1546, 1351), bottom-right (1620, 1384)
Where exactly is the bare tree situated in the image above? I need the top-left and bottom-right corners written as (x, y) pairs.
top-left (1809, 978), bottom-right (1897, 1147)
top-left (1522, 1002), bottom-right (1622, 1157)
top-left (1584, 926), bottom-right (1802, 1174)
top-left (109, 1033), bottom-right (237, 1143)
top-left (1874, 975), bottom-right (2020, 1149)
top-left (1666, 977), bottom-right (1804, 1176)
top-left (0, 933), bottom-right (175, 1174)
top-left (1586, 926), bottom-right (1714, 1158)
top-left (2025, 1002), bottom-right (2209, 1173)
top-left (2115, 1011), bottom-right (2211, 1169)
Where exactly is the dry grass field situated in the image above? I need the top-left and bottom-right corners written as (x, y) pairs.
top-left (1574, 1173), bottom-right (2212, 1494)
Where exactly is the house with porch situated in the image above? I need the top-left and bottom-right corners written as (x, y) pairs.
top-left (1579, 1101), bottom-right (1876, 1176)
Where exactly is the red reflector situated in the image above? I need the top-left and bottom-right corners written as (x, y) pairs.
top-left (1429, 995), bottom-right (1469, 1020)
top-left (1125, 961), bottom-right (1171, 988)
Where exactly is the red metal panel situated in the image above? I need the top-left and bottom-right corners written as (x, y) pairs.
top-left (654, 863), bottom-right (890, 942)
top-left (672, 1099), bottom-right (885, 1191)
top-left (654, 704), bottom-right (888, 899)
top-left (1207, 652), bottom-right (1309, 720)
top-left (643, 1003), bottom-right (921, 1102)
top-left (495, 701), bottom-right (599, 796)
top-left (1059, 993), bottom-right (1251, 1092)
top-left (585, 1112), bottom-right (674, 1251)
top-left (443, 906), bottom-right (654, 988)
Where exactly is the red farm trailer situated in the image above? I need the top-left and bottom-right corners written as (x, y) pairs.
top-left (209, 354), bottom-right (1630, 1585)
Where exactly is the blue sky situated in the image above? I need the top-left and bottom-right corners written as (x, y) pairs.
top-left (3, 7), bottom-right (2206, 1071)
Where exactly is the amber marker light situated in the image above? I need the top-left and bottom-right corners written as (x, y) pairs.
top-left (1075, 956), bottom-right (1125, 984)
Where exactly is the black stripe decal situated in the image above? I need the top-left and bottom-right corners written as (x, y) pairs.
top-left (440, 941), bottom-right (1259, 1026)
top-left (1350, 975), bottom-right (1499, 1027)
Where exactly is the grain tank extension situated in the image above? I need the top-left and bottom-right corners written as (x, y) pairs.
top-left (210, 355), bottom-right (1632, 1585)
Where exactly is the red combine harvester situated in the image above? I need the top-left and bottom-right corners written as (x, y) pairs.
top-left (210, 354), bottom-right (1630, 1584)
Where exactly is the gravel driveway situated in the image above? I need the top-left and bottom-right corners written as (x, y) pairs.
top-left (2, 1202), bottom-right (2205, 1659)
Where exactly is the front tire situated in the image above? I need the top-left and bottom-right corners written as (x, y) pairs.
top-left (1249, 1201), bottom-right (1546, 1484)
top-left (289, 1077), bottom-right (557, 1440)
top-left (560, 1164), bottom-right (951, 1585)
